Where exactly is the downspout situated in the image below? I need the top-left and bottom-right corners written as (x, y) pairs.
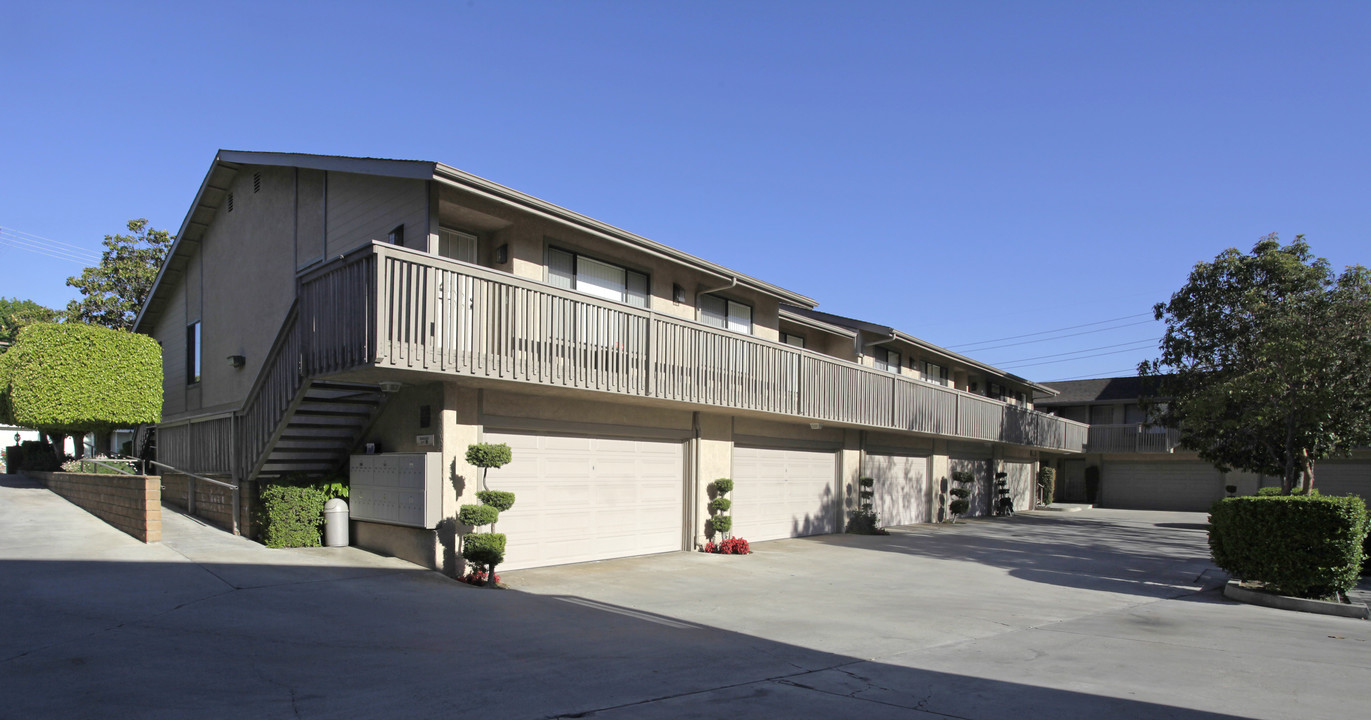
top-left (859, 329), bottom-right (897, 360)
top-left (697, 276), bottom-right (737, 299)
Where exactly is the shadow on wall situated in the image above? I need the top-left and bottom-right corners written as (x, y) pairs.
top-left (863, 457), bottom-right (931, 526)
top-left (435, 458), bottom-right (472, 576)
top-left (1, 553), bottom-right (1263, 720)
top-left (788, 482), bottom-right (837, 539)
top-left (809, 513), bottom-right (1219, 600)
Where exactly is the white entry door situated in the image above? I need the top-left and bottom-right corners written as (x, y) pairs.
top-left (732, 446), bottom-right (837, 541)
top-left (483, 431), bottom-right (684, 570)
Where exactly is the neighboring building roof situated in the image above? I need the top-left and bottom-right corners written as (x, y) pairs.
top-left (1035, 376), bottom-right (1163, 406)
top-left (783, 304), bottom-right (1057, 396)
top-left (136, 150), bottom-right (820, 334)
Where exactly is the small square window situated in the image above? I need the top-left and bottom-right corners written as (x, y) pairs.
top-left (700, 295), bottom-right (752, 334)
top-left (781, 332), bottom-right (805, 348)
top-left (387, 224), bottom-right (404, 246)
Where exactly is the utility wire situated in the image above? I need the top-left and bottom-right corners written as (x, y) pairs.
top-left (0, 227), bottom-right (100, 265)
top-left (963, 319), bottom-right (1157, 353)
top-left (1046, 367), bottom-right (1141, 382)
top-left (949, 312), bottom-right (1154, 350)
top-left (998, 344), bottom-right (1160, 370)
top-left (0, 236), bottom-right (99, 264)
top-left (0, 226), bottom-right (100, 255)
top-left (990, 337), bottom-right (1160, 367)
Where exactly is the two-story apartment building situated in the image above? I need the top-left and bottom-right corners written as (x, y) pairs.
top-left (1036, 376), bottom-right (1371, 510)
top-left (135, 150), bottom-right (1088, 573)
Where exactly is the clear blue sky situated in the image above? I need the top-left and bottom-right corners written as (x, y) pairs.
top-left (2, 1), bottom-right (1367, 383)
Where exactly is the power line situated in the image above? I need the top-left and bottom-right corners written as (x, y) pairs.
top-left (1045, 367), bottom-right (1141, 382)
top-left (990, 337), bottom-right (1160, 367)
top-left (949, 312), bottom-right (1154, 350)
top-left (0, 227), bottom-right (100, 265)
top-left (0, 226), bottom-right (100, 255)
top-left (998, 343), bottom-right (1160, 370)
top-left (961, 319), bottom-right (1157, 353)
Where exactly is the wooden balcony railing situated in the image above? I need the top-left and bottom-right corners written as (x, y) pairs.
top-left (297, 242), bottom-right (1088, 452)
top-left (1085, 423), bottom-right (1182, 454)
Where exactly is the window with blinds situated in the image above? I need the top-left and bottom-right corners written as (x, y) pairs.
top-left (545, 247), bottom-right (648, 308)
top-left (699, 295), bottom-right (752, 334)
top-left (438, 228), bottom-right (478, 263)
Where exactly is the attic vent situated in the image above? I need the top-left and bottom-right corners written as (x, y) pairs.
top-left (253, 172), bottom-right (261, 193)
top-left (227, 193), bottom-right (234, 212)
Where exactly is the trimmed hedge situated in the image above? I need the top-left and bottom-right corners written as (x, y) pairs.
top-left (458, 504), bottom-right (499, 528)
top-left (462, 532), bottom-right (507, 567)
top-left (475, 490), bottom-right (516, 512)
top-left (0, 323), bottom-right (161, 432)
top-left (1209, 495), bottom-right (1367, 598)
top-left (465, 443), bottom-right (512, 469)
top-left (258, 484), bottom-right (328, 548)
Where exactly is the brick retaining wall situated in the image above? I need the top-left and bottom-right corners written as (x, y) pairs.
top-left (160, 473), bottom-right (255, 537)
top-left (29, 471), bottom-right (162, 543)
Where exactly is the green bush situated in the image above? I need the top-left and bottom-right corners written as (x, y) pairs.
top-left (461, 532), bottom-right (507, 567)
top-left (465, 443), bottom-right (512, 469)
top-left (1037, 466), bottom-right (1055, 504)
top-left (949, 499), bottom-right (970, 516)
top-left (459, 503), bottom-right (499, 528)
top-left (258, 484), bottom-right (328, 548)
top-left (5, 444), bottom-right (23, 474)
top-left (476, 490), bottom-right (516, 512)
top-left (950, 470), bottom-right (974, 485)
top-left (1209, 495), bottom-right (1367, 598)
top-left (846, 508), bottom-right (888, 535)
top-left (710, 515), bottom-right (732, 534)
top-left (19, 440), bottom-right (58, 471)
top-left (1255, 486), bottom-right (1284, 496)
top-left (711, 478), bottom-right (734, 495)
top-left (948, 487), bottom-right (970, 499)
top-left (709, 497), bottom-right (731, 513)
top-left (0, 323), bottom-right (161, 432)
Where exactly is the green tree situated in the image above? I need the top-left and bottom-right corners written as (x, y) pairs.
top-left (0, 322), bottom-right (162, 459)
top-left (0, 297), bottom-right (59, 353)
top-left (65, 219), bottom-right (173, 330)
top-left (1140, 235), bottom-right (1371, 494)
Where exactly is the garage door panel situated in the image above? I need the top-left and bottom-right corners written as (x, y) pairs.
top-left (1316, 463), bottom-right (1371, 502)
top-left (484, 431), bottom-right (684, 570)
top-left (1102, 461), bottom-right (1225, 511)
top-left (1005, 462), bottom-right (1034, 512)
top-left (733, 446), bottom-right (837, 542)
top-left (865, 454), bottom-right (930, 526)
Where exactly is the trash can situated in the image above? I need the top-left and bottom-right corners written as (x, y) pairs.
top-left (323, 498), bottom-right (350, 547)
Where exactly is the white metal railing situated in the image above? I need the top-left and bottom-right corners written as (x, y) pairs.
top-left (297, 242), bottom-right (1087, 452)
top-left (1086, 423), bottom-right (1181, 453)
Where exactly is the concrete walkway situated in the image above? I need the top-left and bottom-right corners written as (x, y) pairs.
top-left (2, 473), bottom-right (1367, 719)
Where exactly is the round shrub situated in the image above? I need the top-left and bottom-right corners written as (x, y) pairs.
top-left (461, 532), bottom-right (507, 567)
top-left (949, 499), bottom-right (970, 516)
top-left (710, 515), bottom-right (732, 534)
top-left (466, 443), bottom-right (512, 469)
top-left (712, 478), bottom-right (734, 495)
top-left (458, 504), bottom-right (499, 528)
top-left (709, 497), bottom-right (731, 513)
top-left (476, 490), bottom-right (516, 512)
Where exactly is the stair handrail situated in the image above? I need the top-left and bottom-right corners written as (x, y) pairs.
top-left (143, 458), bottom-right (241, 536)
top-left (236, 302), bottom-right (305, 483)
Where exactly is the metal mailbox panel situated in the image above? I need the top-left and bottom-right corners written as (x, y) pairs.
top-left (349, 452), bottom-right (441, 528)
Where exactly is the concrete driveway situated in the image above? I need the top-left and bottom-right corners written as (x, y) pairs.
top-left (2, 473), bottom-right (1367, 719)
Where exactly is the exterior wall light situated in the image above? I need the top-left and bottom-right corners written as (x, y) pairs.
top-left (809, 422), bottom-right (823, 430)
top-left (227, 355), bottom-right (246, 369)
top-left (379, 381), bottom-right (403, 393)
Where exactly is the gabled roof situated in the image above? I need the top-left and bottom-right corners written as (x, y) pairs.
top-left (135, 150), bottom-right (818, 334)
top-left (783, 304), bottom-right (1057, 396)
top-left (1035, 376), bottom-right (1163, 405)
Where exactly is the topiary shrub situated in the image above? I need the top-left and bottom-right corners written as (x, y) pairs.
top-left (709, 497), bottom-right (731, 513)
top-left (1209, 495), bottom-right (1367, 598)
top-left (712, 478), bottom-right (734, 495)
top-left (461, 444), bottom-right (516, 585)
top-left (458, 504), bottom-right (499, 528)
top-left (0, 322), bottom-right (161, 435)
top-left (258, 484), bottom-right (328, 548)
top-left (476, 490), bottom-right (516, 512)
top-left (704, 478), bottom-right (741, 546)
top-left (1255, 486), bottom-right (1284, 496)
top-left (846, 476), bottom-right (888, 534)
top-left (710, 514), bottom-right (732, 535)
top-left (461, 532), bottom-right (507, 568)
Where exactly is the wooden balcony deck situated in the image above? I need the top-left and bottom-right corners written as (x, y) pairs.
top-left (1085, 423), bottom-right (1182, 454)
top-left (296, 242), bottom-right (1088, 453)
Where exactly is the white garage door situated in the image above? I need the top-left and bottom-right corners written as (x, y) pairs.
top-left (732, 446), bottom-right (837, 541)
top-left (1316, 462), bottom-right (1371, 503)
top-left (950, 458), bottom-right (990, 517)
top-left (864, 453), bottom-right (930, 526)
top-left (1102, 460), bottom-right (1225, 511)
top-left (483, 431), bottom-right (684, 570)
top-left (1004, 461), bottom-right (1035, 511)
